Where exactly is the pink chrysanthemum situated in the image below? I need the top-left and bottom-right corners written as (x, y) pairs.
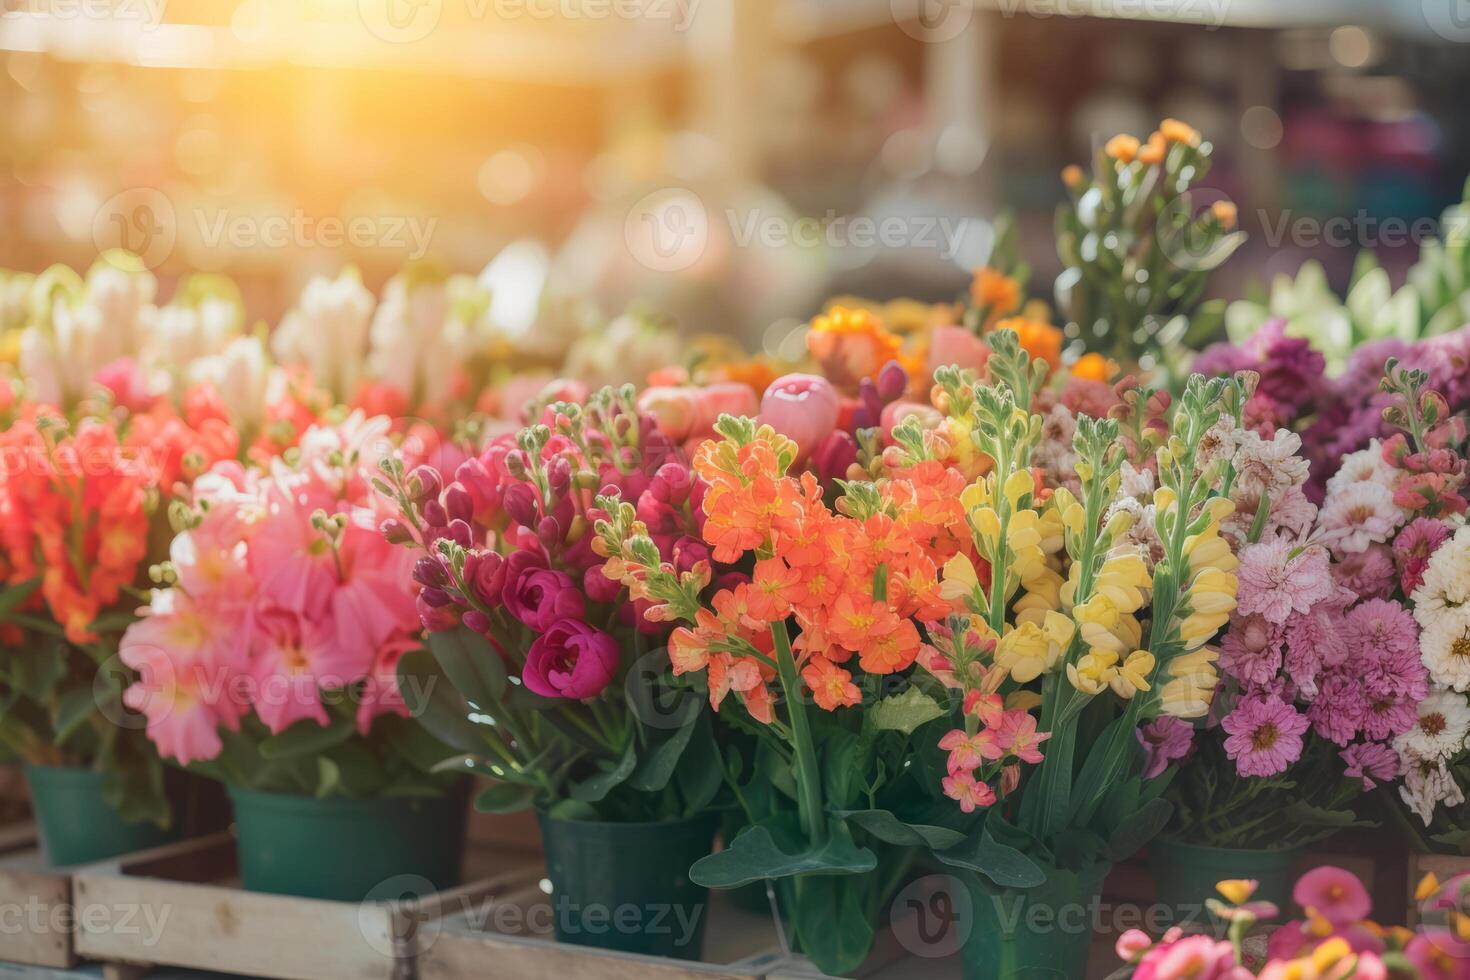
top-left (1222, 695), bottom-right (1310, 777)
top-left (1307, 672), bottom-right (1370, 747)
top-left (1235, 538), bottom-right (1337, 626)
top-left (1340, 742), bottom-right (1401, 791)
top-left (1347, 598), bottom-right (1421, 662)
top-left (1394, 517), bottom-right (1452, 596)
top-left (1218, 613), bottom-right (1285, 688)
top-left (1331, 544), bottom-right (1397, 601)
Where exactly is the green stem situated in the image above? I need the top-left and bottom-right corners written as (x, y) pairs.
top-left (771, 620), bottom-right (826, 847)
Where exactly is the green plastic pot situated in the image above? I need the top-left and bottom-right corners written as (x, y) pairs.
top-left (1149, 837), bottom-right (1300, 932)
top-left (228, 786), bottom-right (467, 902)
top-left (24, 763), bottom-right (178, 867)
top-left (961, 862), bottom-right (1110, 980)
top-left (538, 810), bottom-right (719, 960)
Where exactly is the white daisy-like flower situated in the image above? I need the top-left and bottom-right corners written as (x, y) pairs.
top-left (1394, 688), bottom-right (1470, 760)
top-left (1318, 479), bottom-right (1402, 555)
top-left (1231, 428), bottom-right (1310, 502)
top-left (1400, 751), bottom-right (1465, 825)
top-left (1412, 524), bottom-right (1470, 625)
top-left (1325, 439), bottom-right (1401, 499)
top-left (1421, 612), bottom-right (1470, 692)
top-left (1118, 460), bottom-right (1156, 502)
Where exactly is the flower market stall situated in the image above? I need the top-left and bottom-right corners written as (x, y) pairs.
top-left (5, 5), bottom-right (1470, 977)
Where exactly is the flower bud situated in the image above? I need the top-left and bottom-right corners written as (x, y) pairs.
top-left (547, 456), bottom-right (573, 493)
top-left (463, 610), bottom-right (492, 634)
top-left (446, 519), bottom-right (473, 549)
top-left (444, 484), bottom-right (474, 524)
top-left (380, 518), bottom-right (414, 546)
top-left (421, 497), bottom-right (448, 527)
top-left (413, 557), bottom-right (449, 589)
top-left (407, 464), bottom-right (442, 504)
top-left (651, 462), bottom-right (693, 505)
top-left (537, 516), bottom-right (562, 550)
top-left (502, 481), bottom-right (540, 528)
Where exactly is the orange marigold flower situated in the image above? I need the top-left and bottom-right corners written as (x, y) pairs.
top-left (1104, 134), bottom-right (1140, 163)
top-left (1210, 201), bottom-right (1238, 229)
top-left (996, 316), bottom-right (1062, 372)
top-left (802, 656), bottom-right (861, 711)
top-left (1070, 352), bottom-right (1113, 383)
top-left (1159, 118), bottom-right (1201, 147)
top-left (806, 305), bottom-right (905, 390)
top-left (1061, 164), bottom-right (1084, 189)
top-left (970, 267), bottom-right (1020, 316)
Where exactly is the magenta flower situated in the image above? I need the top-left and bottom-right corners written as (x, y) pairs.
top-left (1306, 673), bottom-right (1369, 747)
top-left (523, 619), bottom-right (620, 700)
top-left (1293, 866), bottom-right (1371, 926)
top-left (1395, 517), bottom-right (1452, 595)
top-left (1218, 614), bottom-right (1285, 688)
top-left (505, 566), bottom-right (585, 631)
top-left (1221, 695), bottom-right (1309, 777)
top-left (1137, 716), bottom-right (1195, 779)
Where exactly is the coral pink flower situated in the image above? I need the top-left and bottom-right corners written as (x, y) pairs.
top-left (941, 770), bottom-right (996, 813)
top-left (938, 728), bottom-right (988, 774)
top-left (245, 607), bottom-right (345, 734)
top-left (925, 325), bottom-right (990, 375)
top-left (1395, 517), bottom-right (1452, 595)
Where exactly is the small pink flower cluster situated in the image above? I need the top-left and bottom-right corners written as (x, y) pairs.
top-left (938, 692), bottom-right (1049, 812)
top-left (1118, 868), bottom-right (1470, 980)
top-left (119, 414), bottom-right (421, 765)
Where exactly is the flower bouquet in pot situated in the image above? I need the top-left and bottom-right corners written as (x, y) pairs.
top-left (380, 385), bottom-right (730, 960)
top-left (884, 341), bottom-right (1242, 978)
top-left (1145, 380), bottom-right (1424, 924)
top-left (0, 370), bottom-right (242, 865)
top-left (117, 412), bottom-right (469, 902)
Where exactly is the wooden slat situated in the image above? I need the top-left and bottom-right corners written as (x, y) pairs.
top-left (1407, 853), bottom-right (1470, 926)
top-left (0, 821), bottom-right (74, 969)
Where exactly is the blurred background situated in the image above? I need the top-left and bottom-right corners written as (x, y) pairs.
top-left (2, 0), bottom-right (1468, 344)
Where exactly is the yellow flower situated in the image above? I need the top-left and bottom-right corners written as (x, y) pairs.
top-left (1188, 569), bottom-right (1238, 616)
top-left (1216, 879), bottom-right (1257, 904)
top-left (996, 621), bottom-right (1052, 684)
top-left (971, 506), bottom-right (1001, 555)
top-left (1067, 649), bottom-right (1119, 696)
top-left (1093, 552), bottom-right (1152, 614)
top-left (1003, 468), bottom-right (1035, 509)
top-left (1416, 872), bottom-right (1441, 902)
top-left (940, 553), bottom-right (987, 615)
top-left (1050, 487), bottom-right (1085, 540)
top-left (1036, 506), bottom-right (1066, 555)
top-left (1159, 118), bottom-right (1201, 147)
top-left (1309, 937), bottom-right (1351, 972)
top-left (1185, 527), bottom-right (1237, 577)
top-left (1013, 567), bottom-right (1064, 617)
top-left (1111, 650), bottom-right (1155, 699)
top-left (1159, 676), bottom-right (1213, 719)
top-left (1153, 486), bottom-right (1177, 515)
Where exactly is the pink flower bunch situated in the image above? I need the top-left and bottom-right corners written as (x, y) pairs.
top-left (1118, 868), bottom-right (1470, 980)
top-left (938, 693), bottom-right (1050, 812)
top-left (1218, 535), bottom-right (1426, 782)
top-left (386, 385), bottom-right (717, 703)
top-left (119, 413), bottom-right (421, 765)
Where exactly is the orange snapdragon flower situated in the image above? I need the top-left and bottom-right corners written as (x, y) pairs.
top-left (802, 655), bottom-right (861, 711)
top-left (970, 267), bottom-right (1020, 318)
top-left (1070, 352), bottom-right (1113, 383)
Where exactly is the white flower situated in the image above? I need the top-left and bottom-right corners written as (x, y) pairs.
top-left (20, 261), bottom-right (155, 405)
top-left (1394, 688), bottom-right (1470, 761)
top-left (1399, 751), bottom-right (1466, 825)
top-left (1118, 461), bottom-right (1156, 501)
top-left (272, 271), bottom-right (375, 401)
top-left (1421, 611), bottom-right (1470, 692)
top-left (1317, 479), bottom-right (1401, 555)
top-left (367, 273), bottom-right (454, 405)
top-left (188, 336), bottom-right (274, 435)
top-left (1413, 524), bottom-right (1470, 624)
top-left (142, 296), bottom-right (242, 381)
top-left (1326, 439), bottom-right (1400, 498)
top-left (1230, 428), bottom-right (1310, 501)
top-left (1032, 405), bottom-right (1080, 495)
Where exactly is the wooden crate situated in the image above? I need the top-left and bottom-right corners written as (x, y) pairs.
top-left (73, 832), bottom-right (543, 980)
top-left (417, 876), bottom-right (785, 980)
top-left (0, 821), bottom-right (75, 969)
top-left (1407, 852), bottom-right (1470, 926)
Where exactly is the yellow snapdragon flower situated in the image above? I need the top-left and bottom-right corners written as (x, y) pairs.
top-left (1110, 650), bottom-right (1155, 699)
top-left (1067, 649), bottom-right (1118, 695)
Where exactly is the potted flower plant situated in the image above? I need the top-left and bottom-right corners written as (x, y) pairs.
top-left (380, 385), bottom-right (727, 960)
top-left (117, 411), bottom-right (468, 901)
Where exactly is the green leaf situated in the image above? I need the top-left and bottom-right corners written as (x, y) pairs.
top-left (397, 648), bottom-right (488, 754)
top-left (475, 782), bottom-right (536, 814)
top-left (0, 577), bottom-right (40, 618)
top-left (427, 627), bottom-right (507, 708)
top-left (53, 688), bottom-right (97, 745)
top-left (546, 798), bottom-right (599, 822)
top-left (260, 716), bottom-right (356, 759)
top-left (835, 809), bottom-right (966, 850)
top-left (570, 737), bottom-right (637, 803)
top-left (688, 821), bottom-right (877, 889)
top-left (1102, 796), bottom-right (1173, 864)
top-left (867, 688), bottom-right (944, 735)
top-left (791, 874), bottom-right (876, 976)
top-left (936, 825), bottom-right (1046, 889)
top-left (626, 710), bottom-right (700, 793)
